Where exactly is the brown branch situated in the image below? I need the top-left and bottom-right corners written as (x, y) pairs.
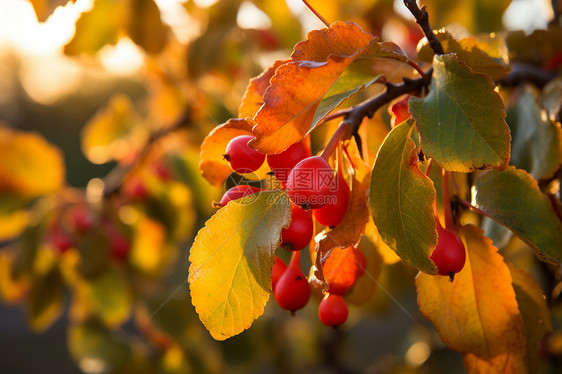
top-left (403, 0), bottom-right (444, 55)
top-left (498, 62), bottom-right (558, 89)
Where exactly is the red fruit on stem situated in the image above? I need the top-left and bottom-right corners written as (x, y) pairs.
top-left (224, 135), bottom-right (265, 174)
top-left (430, 217), bottom-right (466, 279)
top-left (274, 251), bottom-right (310, 312)
top-left (49, 231), bottom-right (73, 253)
top-left (272, 256), bottom-right (287, 293)
top-left (267, 141), bottom-right (309, 184)
top-left (281, 204), bottom-right (313, 251)
top-left (70, 205), bottom-right (92, 234)
top-left (219, 185), bottom-right (262, 206)
top-left (313, 169), bottom-right (349, 227)
top-left (130, 179), bottom-right (149, 200)
top-left (389, 95), bottom-right (411, 127)
top-left (318, 293), bottom-right (348, 327)
top-left (110, 232), bottom-right (131, 261)
top-left (286, 156), bottom-right (335, 209)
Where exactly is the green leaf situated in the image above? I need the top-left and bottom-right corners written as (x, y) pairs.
top-left (507, 87), bottom-right (562, 180)
top-left (27, 263), bottom-right (64, 331)
top-left (409, 53), bottom-right (511, 172)
top-left (417, 30), bottom-right (511, 81)
top-left (86, 269), bottom-right (133, 328)
top-left (188, 190), bottom-right (291, 340)
top-left (472, 166), bottom-right (562, 264)
top-left (64, 0), bottom-right (125, 56)
top-left (369, 120), bottom-right (438, 274)
top-left (507, 262), bottom-right (552, 374)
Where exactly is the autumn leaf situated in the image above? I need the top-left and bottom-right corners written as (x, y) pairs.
top-left (409, 53), bottom-right (511, 172)
top-left (369, 120), bottom-right (438, 274)
top-left (416, 225), bottom-right (527, 373)
top-left (417, 30), bottom-right (511, 81)
top-left (315, 139), bottom-right (370, 282)
top-left (126, 0), bottom-right (168, 55)
top-left (238, 60), bottom-right (289, 119)
top-left (345, 235), bottom-right (383, 306)
top-left (508, 262), bottom-right (552, 373)
top-left (320, 246), bottom-right (365, 295)
top-left (0, 126), bottom-right (64, 197)
top-left (251, 22), bottom-right (403, 154)
top-left (188, 191), bottom-right (291, 340)
top-left (472, 166), bottom-right (562, 264)
top-left (27, 260), bottom-right (65, 332)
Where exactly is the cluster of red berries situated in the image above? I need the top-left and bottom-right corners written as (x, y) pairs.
top-left (220, 134), bottom-right (362, 327)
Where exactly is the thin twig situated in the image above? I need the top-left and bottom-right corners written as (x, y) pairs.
top-left (498, 62), bottom-right (557, 89)
top-left (403, 0), bottom-right (444, 55)
top-left (301, 0), bottom-right (330, 28)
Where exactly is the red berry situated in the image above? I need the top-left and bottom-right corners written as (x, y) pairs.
top-left (49, 231), bottom-right (73, 253)
top-left (274, 251), bottom-right (310, 312)
top-left (69, 205), bottom-right (92, 234)
top-left (313, 169), bottom-right (349, 227)
top-left (224, 135), bottom-right (265, 174)
top-left (318, 293), bottom-right (348, 327)
top-left (219, 185), bottom-right (262, 206)
top-left (110, 232), bottom-right (130, 261)
top-left (286, 156), bottom-right (335, 209)
top-left (267, 141), bottom-right (309, 184)
top-left (130, 179), bottom-right (149, 200)
top-left (272, 256), bottom-right (287, 293)
top-left (281, 204), bottom-right (313, 251)
top-left (430, 217), bottom-right (466, 278)
top-left (389, 95), bottom-right (411, 127)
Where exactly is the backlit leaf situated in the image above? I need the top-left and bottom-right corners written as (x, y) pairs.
top-left (238, 60), bottom-right (288, 119)
top-left (0, 126), bottom-right (64, 197)
top-left (409, 53), bottom-right (511, 172)
top-left (416, 225), bottom-right (527, 372)
top-left (64, 0), bottom-right (125, 55)
top-left (81, 94), bottom-right (144, 164)
top-left (315, 139), bottom-right (370, 280)
top-left (27, 261), bottom-right (65, 332)
top-left (417, 30), bottom-right (511, 81)
top-left (507, 87), bottom-right (562, 181)
top-left (127, 0), bottom-right (168, 54)
top-left (251, 22), bottom-right (397, 154)
top-left (472, 166), bottom-right (562, 264)
top-left (188, 191), bottom-right (291, 340)
top-left (508, 262), bottom-right (552, 373)
top-left (345, 235), bottom-right (382, 306)
top-left (369, 120), bottom-right (437, 274)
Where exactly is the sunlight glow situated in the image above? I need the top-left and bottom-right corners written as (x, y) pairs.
top-left (99, 38), bottom-right (145, 76)
top-left (405, 341), bottom-right (430, 366)
top-left (237, 1), bottom-right (272, 30)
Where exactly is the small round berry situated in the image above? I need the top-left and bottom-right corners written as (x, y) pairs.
top-left (219, 185), bottom-right (262, 206)
top-left (49, 231), bottom-right (73, 253)
top-left (281, 204), bottom-right (313, 251)
top-left (272, 256), bottom-right (287, 293)
top-left (313, 169), bottom-right (349, 227)
top-left (274, 251), bottom-right (310, 312)
top-left (430, 217), bottom-right (466, 279)
top-left (318, 293), bottom-right (348, 327)
top-left (286, 156), bottom-right (335, 209)
top-left (224, 135), bottom-right (265, 174)
top-left (267, 141), bottom-right (309, 184)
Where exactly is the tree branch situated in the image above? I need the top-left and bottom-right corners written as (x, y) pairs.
top-left (498, 62), bottom-right (558, 89)
top-left (403, 0), bottom-right (444, 55)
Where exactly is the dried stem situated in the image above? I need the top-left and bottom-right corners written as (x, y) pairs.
top-left (301, 0), bottom-right (330, 28)
top-left (403, 0), bottom-right (444, 55)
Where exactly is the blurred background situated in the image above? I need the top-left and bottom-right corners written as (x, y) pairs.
top-left (0, 0), bottom-right (557, 373)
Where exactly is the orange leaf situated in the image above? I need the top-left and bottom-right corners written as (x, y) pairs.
top-left (314, 140), bottom-right (370, 282)
top-left (322, 246), bottom-right (366, 295)
top-left (238, 60), bottom-right (289, 119)
top-left (416, 225), bottom-right (527, 373)
top-left (199, 118), bottom-right (253, 187)
top-left (291, 21), bottom-right (374, 62)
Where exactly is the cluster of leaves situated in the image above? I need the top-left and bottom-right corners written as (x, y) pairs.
top-left (1, 0), bottom-right (562, 372)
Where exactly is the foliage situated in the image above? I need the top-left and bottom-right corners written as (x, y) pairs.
top-left (1, 0), bottom-right (562, 373)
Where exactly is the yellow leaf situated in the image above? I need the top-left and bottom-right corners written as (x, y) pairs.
top-left (0, 250), bottom-right (29, 303)
top-left (416, 225), bottom-right (527, 373)
top-left (130, 214), bottom-right (166, 274)
top-left (0, 209), bottom-right (29, 241)
top-left (188, 191), bottom-right (291, 340)
top-left (0, 125), bottom-right (64, 197)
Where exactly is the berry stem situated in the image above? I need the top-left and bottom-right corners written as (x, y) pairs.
top-left (320, 123), bottom-right (352, 161)
top-left (289, 249), bottom-right (301, 269)
top-left (442, 170), bottom-right (454, 231)
top-left (301, 0), bottom-right (330, 28)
